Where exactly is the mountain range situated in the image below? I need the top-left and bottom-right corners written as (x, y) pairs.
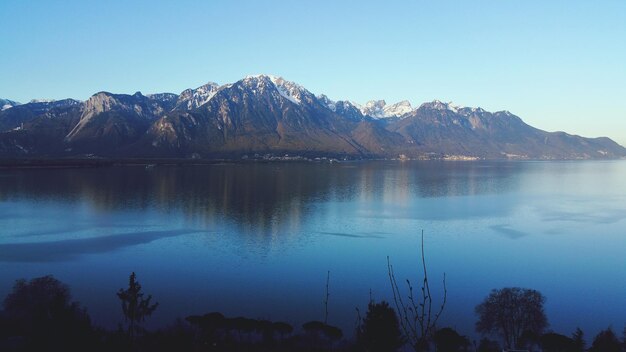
top-left (1, 75), bottom-right (625, 160)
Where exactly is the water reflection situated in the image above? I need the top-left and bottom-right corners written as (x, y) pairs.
top-left (0, 161), bottom-right (525, 239)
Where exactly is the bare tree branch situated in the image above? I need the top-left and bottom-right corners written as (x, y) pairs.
top-left (387, 230), bottom-right (447, 351)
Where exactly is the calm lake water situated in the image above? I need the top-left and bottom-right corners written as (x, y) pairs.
top-left (0, 160), bottom-right (625, 340)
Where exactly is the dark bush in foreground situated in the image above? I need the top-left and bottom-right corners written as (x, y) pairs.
top-left (356, 300), bottom-right (404, 352)
top-left (433, 327), bottom-right (470, 352)
top-left (1, 275), bottom-right (97, 352)
top-left (476, 337), bottom-right (500, 352)
top-left (589, 327), bottom-right (621, 352)
top-left (475, 287), bottom-right (547, 350)
top-left (540, 332), bottom-right (575, 352)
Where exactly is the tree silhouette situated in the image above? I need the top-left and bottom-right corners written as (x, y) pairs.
top-left (272, 321), bottom-right (293, 341)
top-left (433, 327), bottom-right (470, 352)
top-left (589, 327), bottom-right (621, 352)
top-left (571, 327), bottom-right (585, 352)
top-left (185, 312), bottom-right (226, 347)
top-left (302, 320), bottom-right (343, 340)
top-left (540, 332), bottom-right (575, 352)
top-left (2, 275), bottom-right (93, 351)
top-left (475, 287), bottom-right (547, 350)
top-left (476, 337), bottom-right (500, 352)
top-left (302, 320), bottom-right (343, 350)
top-left (357, 300), bottom-right (404, 352)
top-left (117, 272), bottom-right (158, 342)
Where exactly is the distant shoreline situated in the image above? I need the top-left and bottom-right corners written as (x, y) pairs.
top-left (0, 158), bottom-right (235, 169)
top-left (0, 156), bottom-right (624, 169)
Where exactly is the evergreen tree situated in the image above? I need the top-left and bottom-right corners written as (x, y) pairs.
top-left (117, 272), bottom-right (159, 342)
top-left (357, 300), bottom-right (404, 352)
top-left (589, 327), bottom-right (621, 352)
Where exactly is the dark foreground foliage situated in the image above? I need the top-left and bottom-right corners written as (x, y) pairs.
top-left (1, 275), bottom-right (624, 352)
top-left (475, 287), bottom-right (547, 350)
top-left (0, 276), bottom-right (97, 352)
top-left (356, 301), bottom-right (405, 352)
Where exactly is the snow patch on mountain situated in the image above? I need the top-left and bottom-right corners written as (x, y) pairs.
top-left (383, 100), bottom-right (413, 117)
top-left (242, 74), bottom-right (316, 106)
top-left (360, 100), bottom-right (386, 118)
top-left (420, 100), bottom-right (465, 113)
top-left (175, 82), bottom-right (220, 110)
top-left (268, 75), bottom-right (305, 105)
top-left (358, 100), bottom-right (414, 118)
top-left (147, 93), bottom-right (178, 102)
top-left (317, 94), bottom-right (336, 111)
top-left (0, 99), bottom-right (21, 111)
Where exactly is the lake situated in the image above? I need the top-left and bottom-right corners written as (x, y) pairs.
top-left (0, 160), bottom-right (625, 341)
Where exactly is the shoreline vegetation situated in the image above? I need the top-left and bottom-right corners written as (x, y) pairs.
top-left (1, 233), bottom-right (624, 352)
top-left (1, 273), bottom-right (623, 352)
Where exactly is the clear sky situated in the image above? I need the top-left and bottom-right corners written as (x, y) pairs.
top-left (1, 0), bottom-right (625, 145)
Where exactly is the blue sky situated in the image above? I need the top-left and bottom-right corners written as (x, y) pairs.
top-left (1, 0), bottom-right (625, 145)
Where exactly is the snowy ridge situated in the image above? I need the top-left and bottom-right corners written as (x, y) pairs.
top-left (242, 74), bottom-right (313, 106)
top-left (146, 93), bottom-right (178, 102)
top-left (360, 100), bottom-right (386, 118)
top-left (6, 75), bottom-right (514, 124)
top-left (3, 74), bottom-right (625, 161)
top-left (315, 95), bottom-right (368, 120)
top-left (419, 100), bottom-right (464, 113)
top-left (358, 100), bottom-right (415, 118)
top-left (269, 76), bottom-right (302, 105)
top-left (23, 99), bottom-right (82, 109)
top-left (317, 94), bottom-right (336, 111)
top-left (269, 75), bottom-right (315, 106)
top-left (383, 100), bottom-right (413, 117)
top-left (175, 82), bottom-right (220, 110)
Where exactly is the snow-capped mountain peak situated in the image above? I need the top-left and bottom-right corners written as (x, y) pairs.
top-left (420, 100), bottom-right (464, 113)
top-left (175, 82), bottom-right (220, 110)
top-left (242, 74), bottom-right (312, 105)
top-left (146, 93), bottom-right (178, 102)
top-left (317, 94), bottom-right (336, 111)
top-left (29, 99), bottom-right (56, 104)
top-left (383, 100), bottom-right (413, 117)
top-left (268, 75), bottom-right (304, 105)
top-left (360, 100), bottom-right (386, 118)
top-left (358, 99), bottom-right (414, 119)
